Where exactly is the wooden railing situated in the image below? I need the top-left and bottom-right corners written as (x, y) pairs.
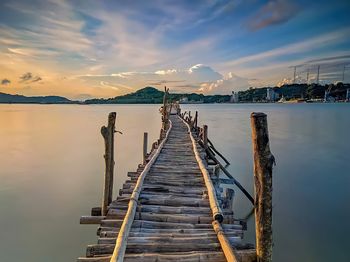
top-left (179, 110), bottom-right (255, 205)
top-left (179, 109), bottom-right (274, 262)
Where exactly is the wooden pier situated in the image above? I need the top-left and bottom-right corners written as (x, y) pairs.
top-left (78, 90), bottom-right (274, 262)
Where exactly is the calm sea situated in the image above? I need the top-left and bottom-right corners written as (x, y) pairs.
top-left (0, 103), bottom-right (349, 261)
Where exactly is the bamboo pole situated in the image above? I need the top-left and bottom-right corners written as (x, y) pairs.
top-left (212, 220), bottom-right (240, 262)
top-left (101, 112), bottom-right (116, 216)
top-left (205, 147), bottom-right (255, 205)
top-left (143, 132), bottom-right (148, 165)
top-left (109, 120), bottom-right (173, 262)
top-left (250, 112), bottom-right (274, 262)
top-left (208, 138), bottom-right (230, 165)
top-left (181, 118), bottom-right (223, 222)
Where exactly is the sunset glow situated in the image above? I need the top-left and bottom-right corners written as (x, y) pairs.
top-left (0, 0), bottom-right (349, 99)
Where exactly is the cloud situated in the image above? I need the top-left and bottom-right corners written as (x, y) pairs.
top-left (7, 48), bottom-right (58, 57)
top-left (31, 76), bottom-right (42, 82)
top-left (221, 28), bottom-right (350, 76)
top-left (248, 0), bottom-right (300, 31)
top-left (79, 64), bottom-right (226, 93)
top-left (188, 64), bottom-right (223, 82)
top-left (1, 79), bottom-right (11, 85)
top-left (306, 55), bottom-right (350, 64)
top-left (19, 72), bottom-right (33, 82)
top-left (277, 75), bottom-right (306, 87)
top-left (100, 81), bottom-right (133, 91)
top-left (199, 72), bottom-right (250, 94)
top-left (148, 80), bottom-right (185, 86)
top-left (19, 72), bottom-right (42, 83)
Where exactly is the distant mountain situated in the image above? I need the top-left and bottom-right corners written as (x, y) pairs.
top-left (0, 92), bottom-right (73, 104)
top-left (85, 86), bottom-right (165, 104)
top-left (85, 86), bottom-right (231, 104)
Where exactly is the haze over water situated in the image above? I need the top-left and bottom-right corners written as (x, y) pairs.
top-left (0, 103), bottom-right (349, 262)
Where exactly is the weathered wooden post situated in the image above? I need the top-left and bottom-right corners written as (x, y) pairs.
top-left (203, 125), bottom-right (208, 149)
top-left (194, 111), bottom-right (198, 129)
top-left (224, 188), bottom-right (234, 212)
top-left (250, 112), bottom-right (274, 262)
top-left (162, 86), bottom-right (168, 130)
top-left (188, 111), bottom-right (193, 129)
top-left (143, 132), bottom-right (148, 165)
top-left (101, 112), bottom-right (116, 216)
top-left (214, 164), bottom-right (220, 184)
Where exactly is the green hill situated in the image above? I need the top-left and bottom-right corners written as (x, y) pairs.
top-left (85, 87), bottom-right (165, 104)
top-left (0, 92), bottom-right (73, 104)
top-left (85, 87), bottom-right (231, 104)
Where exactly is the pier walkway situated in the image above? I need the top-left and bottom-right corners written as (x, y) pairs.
top-left (78, 112), bottom-right (255, 261)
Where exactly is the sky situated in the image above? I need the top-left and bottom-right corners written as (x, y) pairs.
top-left (0, 0), bottom-right (350, 99)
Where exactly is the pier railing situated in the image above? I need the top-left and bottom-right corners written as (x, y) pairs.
top-left (179, 107), bottom-right (274, 262)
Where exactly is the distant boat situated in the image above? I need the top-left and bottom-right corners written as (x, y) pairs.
top-left (277, 96), bottom-right (286, 103)
top-left (277, 96), bottom-right (306, 103)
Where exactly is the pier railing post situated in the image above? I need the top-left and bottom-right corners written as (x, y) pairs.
top-left (188, 111), bottom-right (193, 129)
top-left (101, 112), bottom-right (116, 216)
top-left (143, 132), bottom-right (148, 165)
top-left (194, 111), bottom-right (198, 130)
top-left (250, 112), bottom-right (274, 262)
top-left (162, 86), bottom-right (168, 131)
top-left (203, 125), bottom-right (208, 149)
top-left (224, 188), bottom-right (234, 213)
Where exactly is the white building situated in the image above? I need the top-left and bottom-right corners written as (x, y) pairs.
top-left (266, 88), bottom-right (278, 102)
top-left (230, 91), bottom-right (239, 103)
top-left (179, 97), bottom-right (189, 103)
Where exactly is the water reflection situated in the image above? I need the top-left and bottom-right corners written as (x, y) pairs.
top-left (0, 103), bottom-right (349, 261)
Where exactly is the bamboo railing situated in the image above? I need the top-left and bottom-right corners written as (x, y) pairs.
top-left (179, 110), bottom-right (255, 205)
top-left (109, 120), bottom-right (173, 262)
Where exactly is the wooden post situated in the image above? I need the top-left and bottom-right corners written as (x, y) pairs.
top-left (224, 188), bottom-right (234, 212)
top-left (101, 112), bottom-right (116, 216)
top-left (194, 111), bottom-right (198, 129)
top-left (250, 112), bottom-right (274, 262)
top-left (203, 125), bottom-right (208, 149)
top-left (143, 132), bottom-right (148, 165)
top-left (214, 164), bottom-right (220, 184)
top-left (189, 111), bottom-right (193, 129)
top-left (162, 86), bottom-right (168, 130)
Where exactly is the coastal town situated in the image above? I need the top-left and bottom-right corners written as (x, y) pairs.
top-left (230, 82), bottom-right (350, 103)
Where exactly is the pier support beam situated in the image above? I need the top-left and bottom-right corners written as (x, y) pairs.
top-left (250, 112), bottom-right (274, 262)
top-left (101, 112), bottom-right (116, 216)
top-left (143, 132), bottom-right (148, 165)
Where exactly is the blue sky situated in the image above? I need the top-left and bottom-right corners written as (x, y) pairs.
top-left (0, 0), bottom-right (349, 98)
